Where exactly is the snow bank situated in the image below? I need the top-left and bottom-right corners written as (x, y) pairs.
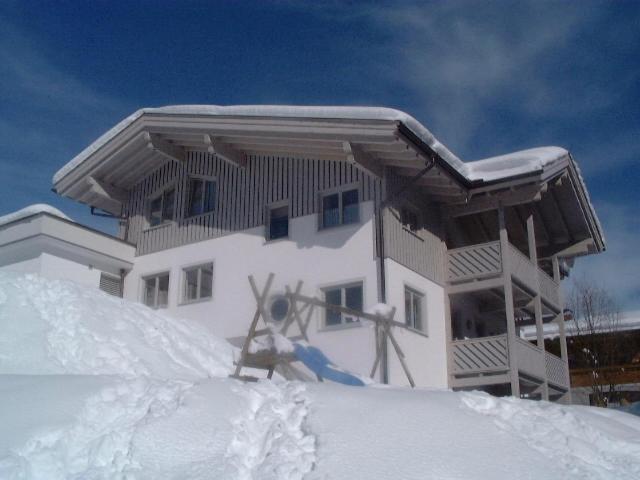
top-left (1, 273), bottom-right (639, 479)
top-left (0, 204), bottom-right (70, 227)
top-left (0, 272), bottom-right (234, 379)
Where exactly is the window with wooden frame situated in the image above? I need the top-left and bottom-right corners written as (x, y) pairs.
top-left (404, 286), bottom-right (425, 332)
top-left (148, 187), bottom-right (176, 227)
top-left (143, 272), bottom-right (170, 309)
top-left (186, 176), bottom-right (216, 218)
top-left (320, 187), bottom-right (360, 229)
top-left (322, 282), bottom-right (363, 327)
top-left (267, 203), bottom-right (289, 241)
top-left (182, 262), bottom-right (213, 303)
top-left (400, 205), bottom-right (420, 233)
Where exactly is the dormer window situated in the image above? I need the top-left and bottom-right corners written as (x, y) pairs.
top-left (148, 187), bottom-right (175, 227)
top-left (187, 177), bottom-right (216, 217)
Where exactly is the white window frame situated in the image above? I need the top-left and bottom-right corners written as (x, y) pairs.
top-left (142, 271), bottom-right (171, 309)
top-left (180, 261), bottom-right (214, 305)
top-left (185, 175), bottom-right (217, 219)
top-left (404, 285), bottom-right (426, 333)
top-left (146, 184), bottom-right (177, 229)
top-left (320, 280), bottom-right (365, 330)
top-left (318, 184), bottom-right (361, 230)
top-left (265, 200), bottom-right (290, 242)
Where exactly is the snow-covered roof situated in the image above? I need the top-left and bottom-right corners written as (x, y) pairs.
top-left (52, 105), bottom-right (570, 185)
top-left (53, 106), bottom-right (464, 183)
top-left (464, 147), bottom-right (569, 182)
top-left (0, 204), bottom-right (71, 228)
top-left (50, 104), bottom-right (604, 253)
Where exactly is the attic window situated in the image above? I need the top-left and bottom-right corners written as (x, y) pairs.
top-left (400, 207), bottom-right (420, 232)
top-left (186, 177), bottom-right (216, 218)
top-left (148, 188), bottom-right (175, 227)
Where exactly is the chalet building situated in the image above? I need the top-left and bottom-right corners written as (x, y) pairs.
top-left (16, 105), bottom-right (603, 400)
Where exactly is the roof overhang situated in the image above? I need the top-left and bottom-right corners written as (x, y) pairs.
top-left (52, 106), bottom-right (605, 256)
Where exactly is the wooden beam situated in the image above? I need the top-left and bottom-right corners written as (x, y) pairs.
top-left (87, 176), bottom-right (128, 205)
top-left (144, 132), bottom-right (186, 162)
top-left (204, 134), bottom-right (247, 167)
top-left (444, 184), bottom-right (545, 218)
top-left (343, 141), bottom-right (383, 178)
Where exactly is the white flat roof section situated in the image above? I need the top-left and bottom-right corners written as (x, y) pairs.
top-left (0, 211), bottom-right (135, 275)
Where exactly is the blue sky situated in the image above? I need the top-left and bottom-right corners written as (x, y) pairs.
top-left (0, 1), bottom-right (638, 311)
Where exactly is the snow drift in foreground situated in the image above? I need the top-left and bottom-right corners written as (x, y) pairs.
top-left (0, 272), bottom-right (639, 480)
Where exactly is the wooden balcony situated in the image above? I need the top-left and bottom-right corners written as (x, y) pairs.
top-left (447, 241), bottom-right (561, 309)
top-left (451, 335), bottom-right (569, 390)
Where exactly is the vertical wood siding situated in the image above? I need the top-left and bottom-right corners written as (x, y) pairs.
top-left (124, 152), bottom-right (382, 255)
top-left (382, 170), bottom-right (447, 284)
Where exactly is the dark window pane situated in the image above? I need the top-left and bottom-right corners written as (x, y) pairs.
top-left (401, 208), bottom-right (419, 231)
top-left (162, 189), bottom-right (175, 221)
top-left (322, 193), bottom-right (340, 228)
top-left (149, 197), bottom-right (162, 226)
top-left (203, 181), bottom-right (216, 213)
top-left (345, 285), bottom-right (363, 312)
top-left (188, 180), bottom-right (204, 217)
top-left (405, 289), bottom-right (412, 326)
top-left (157, 274), bottom-right (169, 307)
top-left (185, 269), bottom-right (198, 301)
top-left (325, 288), bottom-right (342, 326)
top-left (200, 265), bottom-right (213, 298)
top-left (342, 189), bottom-right (359, 225)
top-left (269, 205), bottom-right (289, 240)
top-left (144, 278), bottom-right (156, 306)
top-left (413, 295), bottom-right (422, 330)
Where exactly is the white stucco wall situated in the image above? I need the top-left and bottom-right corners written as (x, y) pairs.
top-left (124, 201), bottom-right (380, 380)
top-left (383, 258), bottom-right (448, 388)
top-left (0, 256), bottom-right (42, 274)
top-left (0, 253), bottom-right (102, 289)
top-left (123, 201), bottom-right (452, 387)
top-left (39, 253), bottom-right (103, 288)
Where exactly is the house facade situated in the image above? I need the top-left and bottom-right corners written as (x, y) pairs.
top-left (48, 106), bottom-right (604, 400)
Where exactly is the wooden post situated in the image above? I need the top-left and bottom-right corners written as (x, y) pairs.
top-left (527, 212), bottom-right (549, 400)
top-left (499, 206), bottom-right (520, 398)
top-left (553, 255), bottom-right (572, 403)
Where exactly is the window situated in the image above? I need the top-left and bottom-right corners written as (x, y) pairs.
top-left (323, 282), bottom-right (363, 327)
top-left (148, 188), bottom-right (175, 227)
top-left (187, 177), bottom-right (216, 217)
top-left (267, 204), bottom-right (289, 240)
top-left (404, 286), bottom-right (425, 331)
top-left (400, 207), bottom-right (420, 232)
top-left (182, 263), bottom-right (213, 303)
top-left (321, 188), bottom-right (360, 229)
top-left (143, 272), bottom-right (170, 308)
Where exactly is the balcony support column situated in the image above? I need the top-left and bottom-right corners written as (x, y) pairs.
top-left (553, 255), bottom-right (572, 403)
top-left (527, 212), bottom-right (549, 400)
top-left (499, 206), bottom-right (520, 398)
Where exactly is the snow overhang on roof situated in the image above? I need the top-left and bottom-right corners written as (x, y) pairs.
top-left (51, 105), bottom-right (605, 254)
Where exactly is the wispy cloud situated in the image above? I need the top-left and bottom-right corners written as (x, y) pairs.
top-left (572, 202), bottom-right (640, 310)
top-left (0, 17), bottom-right (123, 116)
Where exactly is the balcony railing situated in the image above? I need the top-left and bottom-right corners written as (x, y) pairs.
top-left (447, 241), bottom-right (561, 308)
top-left (447, 241), bottom-right (502, 283)
top-left (451, 335), bottom-right (569, 389)
top-left (451, 335), bottom-right (509, 375)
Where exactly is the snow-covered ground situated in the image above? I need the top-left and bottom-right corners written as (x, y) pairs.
top-left (1, 272), bottom-right (639, 479)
